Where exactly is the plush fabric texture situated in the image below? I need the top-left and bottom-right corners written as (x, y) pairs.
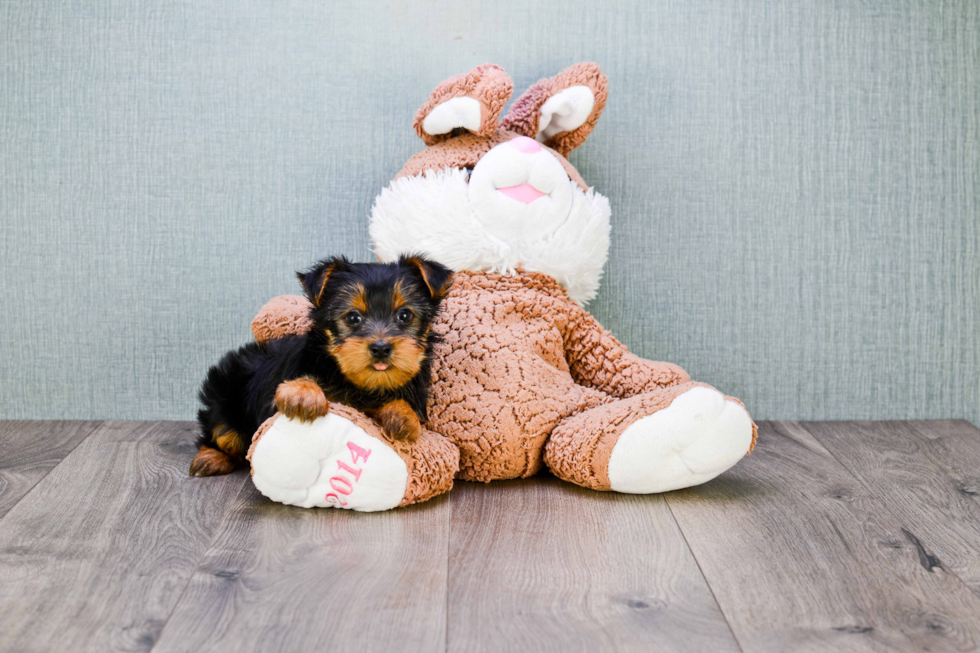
top-left (251, 295), bottom-right (314, 344)
top-left (249, 410), bottom-right (410, 511)
top-left (420, 97), bottom-right (482, 139)
top-left (370, 167), bottom-right (611, 305)
top-left (247, 413), bottom-right (280, 462)
top-left (247, 403), bottom-right (459, 509)
top-left (252, 295), bottom-right (315, 342)
top-left (393, 129), bottom-right (589, 190)
top-left (605, 386), bottom-right (757, 493)
top-left (413, 63), bottom-right (513, 146)
top-left (500, 62), bottom-right (609, 157)
top-left (545, 382), bottom-right (710, 490)
top-left (427, 270), bottom-right (612, 481)
top-left (250, 270), bottom-right (757, 491)
top-left (545, 382), bottom-right (758, 490)
top-left (426, 269), bottom-right (703, 481)
top-left (247, 62), bottom-right (758, 509)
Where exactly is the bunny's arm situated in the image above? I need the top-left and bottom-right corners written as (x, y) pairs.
top-left (251, 295), bottom-right (314, 345)
top-left (560, 298), bottom-right (690, 399)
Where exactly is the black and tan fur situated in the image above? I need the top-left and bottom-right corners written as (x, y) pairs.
top-left (191, 255), bottom-right (453, 476)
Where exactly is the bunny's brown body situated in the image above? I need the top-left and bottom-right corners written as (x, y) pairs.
top-left (245, 63), bottom-right (757, 511)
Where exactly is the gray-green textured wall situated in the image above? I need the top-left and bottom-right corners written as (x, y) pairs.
top-left (1, 1), bottom-right (978, 424)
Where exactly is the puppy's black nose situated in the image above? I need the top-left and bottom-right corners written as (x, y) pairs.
top-left (369, 340), bottom-right (393, 359)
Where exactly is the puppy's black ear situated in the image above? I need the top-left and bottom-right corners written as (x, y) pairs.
top-left (400, 254), bottom-right (455, 301)
top-left (297, 256), bottom-right (350, 307)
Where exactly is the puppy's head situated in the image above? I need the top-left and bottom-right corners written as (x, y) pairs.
top-left (298, 254), bottom-right (454, 392)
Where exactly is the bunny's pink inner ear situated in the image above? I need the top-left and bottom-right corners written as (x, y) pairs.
top-left (413, 64), bottom-right (514, 146)
top-left (500, 62), bottom-right (609, 157)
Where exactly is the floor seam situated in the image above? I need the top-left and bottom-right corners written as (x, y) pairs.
top-left (148, 471), bottom-right (250, 652)
top-left (445, 487), bottom-right (452, 653)
top-left (0, 420), bottom-right (104, 526)
top-left (664, 493), bottom-right (746, 653)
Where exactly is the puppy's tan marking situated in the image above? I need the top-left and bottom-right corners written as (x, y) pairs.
top-left (213, 425), bottom-right (243, 457)
top-left (391, 280), bottom-right (408, 311)
top-left (330, 335), bottom-right (423, 392)
top-left (274, 377), bottom-right (330, 422)
top-left (311, 261), bottom-right (338, 307)
top-left (349, 284), bottom-right (368, 313)
top-left (369, 399), bottom-right (422, 442)
top-left (190, 446), bottom-right (236, 476)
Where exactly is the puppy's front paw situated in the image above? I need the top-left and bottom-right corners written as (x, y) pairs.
top-left (371, 399), bottom-right (421, 442)
top-left (274, 377), bottom-right (329, 423)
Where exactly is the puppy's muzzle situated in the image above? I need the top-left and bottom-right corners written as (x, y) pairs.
top-left (369, 340), bottom-right (393, 370)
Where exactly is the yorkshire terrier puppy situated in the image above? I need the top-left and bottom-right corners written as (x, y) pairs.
top-left (190, 254), bottom-right (454, 477)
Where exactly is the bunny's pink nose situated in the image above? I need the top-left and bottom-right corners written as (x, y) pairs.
top-left (509, 136), bottom-right (541, 154)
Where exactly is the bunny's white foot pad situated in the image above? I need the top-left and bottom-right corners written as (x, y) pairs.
top-left (250, 414), bottom-right (408, 512)
top-left (607, 386), bottom-right (754, 494)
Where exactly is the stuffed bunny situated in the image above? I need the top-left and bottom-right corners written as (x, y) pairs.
top-left (246, 63), bottom-right (757, 511)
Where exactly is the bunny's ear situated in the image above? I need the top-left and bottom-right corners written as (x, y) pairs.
top-left (413, 64), bottom-right (514, 146)
top-left (500, 62), bottom-right (608, 157)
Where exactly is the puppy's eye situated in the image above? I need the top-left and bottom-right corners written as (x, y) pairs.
top-left (344, 312), bottom-right (362, 327)
top-left (396, 308), bottom-right (414, 324)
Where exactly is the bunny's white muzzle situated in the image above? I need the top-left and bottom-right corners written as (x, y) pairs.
top-left (468, 137), bottom-right (575, 243)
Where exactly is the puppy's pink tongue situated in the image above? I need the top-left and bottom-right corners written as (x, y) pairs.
top-left (373, 363), bottom-right (389, 371)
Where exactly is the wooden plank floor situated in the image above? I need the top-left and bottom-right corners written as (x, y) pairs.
top-left (0, 421), bottom-right (978, 652)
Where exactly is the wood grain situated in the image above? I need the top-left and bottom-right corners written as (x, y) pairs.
top-left (906, 421), bottom-right (980, 505)
top-left (4, 419), bottom-right (980, 651)
top-left (0, 421), bottom-right (247, 652)
top-left (801, 420), bottom-right (980, 598)
top-left (906, 422), bottom-right (980, 504)
top-left (152, 484), bottom-right (451, 653)
top-left (0, 420), bottom-right (100, 518)
top-left (447, 476), bottom-right (739, 653)
top-left (666, 421), bottom-right (980, 652)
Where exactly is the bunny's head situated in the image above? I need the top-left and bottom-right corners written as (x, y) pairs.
top-left (369, 63), bottom-right (611, 304)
